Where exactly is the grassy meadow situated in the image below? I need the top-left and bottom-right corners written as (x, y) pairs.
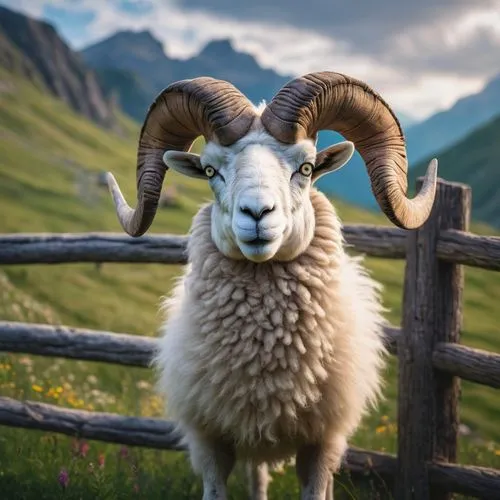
top-left (0, 69), bottom-right (499, 498)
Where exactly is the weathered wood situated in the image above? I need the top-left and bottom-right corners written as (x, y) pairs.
top-left (383, 324), bottom-right (399, 355)
top-left (9, 321), bottom-right (500, 389)
top-left (0, 397), bottom-right (184, 450)
top-left (347, 441), bottom-right (500, 498)
top-left (0, 227), bottom-right (498, 269)
top-left (438, 229), bottom-right (500, 271)
top-left (0, 397), bottom-right (500, 498)
top-left (0, 232), bottom-right (188, 265)
top-left (397, 178), bottom-right (471, 500)
top-left (0, 321), bottom-right (156, 367)
top-left (428, 461), bottom-right (500, 499)
top-left (0, 320), bottom-right (399, 364)
top-left (341, 224), bottom-right (406, 258)
top-left (433, 343), bottom-right (500, 389)
top-left (8, 318), bottom-right (500, 388)
top-left (0, 396), bottom-right (498, 498)
top-left (0, 226), bottom-right (407, 265)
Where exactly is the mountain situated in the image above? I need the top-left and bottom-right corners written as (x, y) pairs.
top-left (0, 5), bottom-right (115, 129)
top-left (0, 30), bottom-right (45, 90)
top-left (179, 39), bottom-right (290, 105)
top-left (406, 73), bottom-right (500, 164)
top-left (93, 67), bottom-right (153, 123)
top-left (81, 32), bottom-right (291, 119)
top-left (410, 113), bottom-right (500, 227)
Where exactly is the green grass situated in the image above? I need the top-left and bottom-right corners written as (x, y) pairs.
top-left (0, 69), bottom-right (499, 498)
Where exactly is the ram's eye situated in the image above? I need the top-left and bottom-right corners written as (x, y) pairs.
top-left (204, 166), bottom-right (216, 178)
top-left (299, 162), bottom-right (313, 176)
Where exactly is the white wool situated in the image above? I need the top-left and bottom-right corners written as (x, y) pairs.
top-left (154, 189), bottom-right (388, 467)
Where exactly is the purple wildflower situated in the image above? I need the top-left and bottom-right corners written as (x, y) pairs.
top-left (58, 468), bottom-right (69, 489)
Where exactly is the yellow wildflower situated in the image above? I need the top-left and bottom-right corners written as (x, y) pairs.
top-left (495, 450), bottom-right (500, 456)
top-left (376, 425), bottom-right (386, 434)
top-left (388, 423), bottom-right (398, 433)
top-left (32, 384), bottom-right (43, 393)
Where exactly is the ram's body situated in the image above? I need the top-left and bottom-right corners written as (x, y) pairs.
top-left (156, 189), bottom-right (387, 469)
top-left (106, 71), bottom-right (437, 499)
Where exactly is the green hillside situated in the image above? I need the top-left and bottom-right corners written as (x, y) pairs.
top-left (411, 113), bottom-right (500, 227)
top-left (0, 69), bottom-right (499, 498)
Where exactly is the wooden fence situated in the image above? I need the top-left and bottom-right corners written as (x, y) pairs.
top-left (0, 178), bottom-right (499, 499)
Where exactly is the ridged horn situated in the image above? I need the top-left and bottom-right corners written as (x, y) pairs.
top-left (107, 77), bottom-right (257, 237)
top-left (260, 71), bottom-right (437, 229)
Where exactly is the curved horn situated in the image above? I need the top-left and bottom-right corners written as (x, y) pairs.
top-left (260, 72), bottom-right (437, 229)
top-left (107, 77), bottom-right (257, 237)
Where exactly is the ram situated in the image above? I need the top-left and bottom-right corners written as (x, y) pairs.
top-left (107, 72), bottom-right (437, 500)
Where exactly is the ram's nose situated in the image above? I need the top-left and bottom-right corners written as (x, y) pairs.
top-left (239, 203), bottom-right (275, 222)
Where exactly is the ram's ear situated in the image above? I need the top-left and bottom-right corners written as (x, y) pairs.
top-left (312, 141), bottom-right (355, 182)
top-left (162, 151), bottom-right (207, 180)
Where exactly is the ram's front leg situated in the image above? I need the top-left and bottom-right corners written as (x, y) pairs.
top-left (295, 435), bottom-right (347, 500)
top-left (188, 434), bottom-right (236, 500)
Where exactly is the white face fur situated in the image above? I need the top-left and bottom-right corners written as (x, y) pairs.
top-left (163, 129), bottom-right (354, 263)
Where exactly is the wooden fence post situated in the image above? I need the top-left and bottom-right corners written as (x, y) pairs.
top-left (396, 178), bottom-right (471, 499)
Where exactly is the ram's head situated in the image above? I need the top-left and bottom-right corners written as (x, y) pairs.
top-left (107, 73), bottom-right (438, 263)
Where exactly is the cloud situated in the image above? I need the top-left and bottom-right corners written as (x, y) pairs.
top-left (1, 0), bottom-right (499, 119)
top-left (175, 0), bottom-right (500, 77)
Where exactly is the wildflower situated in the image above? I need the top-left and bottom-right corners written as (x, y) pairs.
top-left (136, 380), bottom-right (151, 390)
top-left (380, 415), bottom-right (389, 423)
top-left (58, 468), bottom-right (69, 489)
top-left (79, 441), bottom-right (90, 457)
top-left (31, 384), bottom-right (43, 393)
top-left (387, 423), bottom-right (398, 433)
top-left (119, 446), bottom-right (129, 460)
top-left (495, 450), bottom-right (500, 457)
top-left (375, 425), bottom-right (386, 434)
top-left (87, 375), bottom-right (98, 385)
top-left (18, 356), bottom-right (33, 367)
top-left (46, 387), bottom-right (61, 399)
top-left (98, 453), bottom-right (105, 468)
top-left (71, 439), bottom-right (79, 455)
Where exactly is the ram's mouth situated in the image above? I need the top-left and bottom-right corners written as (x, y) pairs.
top-left (245, 237), bottom-right (271, 247)
top-left (238, 237), bottom-right (282, 263)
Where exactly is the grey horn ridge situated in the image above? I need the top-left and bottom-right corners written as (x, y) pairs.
top-left (261, 71), bottom-right (438, 230)
top-left (106, 77), bottom-right (257, 237)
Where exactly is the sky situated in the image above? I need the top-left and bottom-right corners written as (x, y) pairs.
top-left (2, 0), bottom-right (500, 120)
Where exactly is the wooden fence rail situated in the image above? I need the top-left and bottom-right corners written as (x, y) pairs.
top-left (2, 321), bottom-right (499, 388)
top-left (0, 396), bottom-right (499, 499)
top-left (1, 178), bottom-right (499, 499)
top-left (1, 226), bottom-right (499, 270)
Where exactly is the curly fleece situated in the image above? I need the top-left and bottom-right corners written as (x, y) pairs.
top-left (155, 189), bottom-right (387, 466)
